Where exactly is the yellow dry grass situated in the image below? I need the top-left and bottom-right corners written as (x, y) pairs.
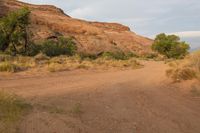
top-left (0, 54), bottom-right (142, 73)
top-left (166, 51), bottom-right (200, 81)
top-left (47, 56), bottom-right (142, 72)
top-left (0, 90), bottom-right (32, 133)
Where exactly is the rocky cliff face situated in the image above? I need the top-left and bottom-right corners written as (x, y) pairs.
top-left (1, 0), bottom-right (153, 55)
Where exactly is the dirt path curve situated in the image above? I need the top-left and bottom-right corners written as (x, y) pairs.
top-left (1, 61), bottom-right (200, 133)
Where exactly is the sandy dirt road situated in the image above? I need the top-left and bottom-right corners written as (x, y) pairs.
top-left (0, 61), bottom-right (200, 133)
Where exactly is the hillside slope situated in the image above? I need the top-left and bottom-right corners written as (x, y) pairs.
top-left (1, 0), bottom-right (153, 55)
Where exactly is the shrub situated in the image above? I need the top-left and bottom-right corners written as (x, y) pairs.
top-left (0, 91), bottom-right (31, 132)
top-left (41, 37), bottom-right (77, 57)
top-left (0, 62), bottom-right (20, 72)
top-left (41, 40), bottom-right (59, 57)
top-left (166, 64), bottom-right (197, 82)
top-left (34, 53), bottom-right (50, 63)
top-left (70, 103), bottom-right (83, 115)
top-left (142, 53), bottom-right (158, 59)
top-left (25, 43), bottom-right (42, 56)
top-left (14, 56), bottom-right (36, 68)
top-left (177, 68), bottom-right (196, 80)
top-left (0, 53), bottom-right (13, 62)
top-left (101, 51), bottom-right (134, 60)
top-left (78, 53), bottom-right (98, 60)
top-left (126, 52), bottom-right (138, 58)
top-left (47, 62), bottom-right (68, 72)
top-left (166, 51), bottom-right (200, 82)
top-left (152, 33), bottom-right (190, 59)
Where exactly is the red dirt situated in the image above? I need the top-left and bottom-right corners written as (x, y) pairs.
top-left (0, 61), bottom-right (200, 133)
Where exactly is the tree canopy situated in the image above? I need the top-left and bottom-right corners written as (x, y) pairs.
top-left (0, 7), bottom-right (30, 55)
top-left (152, 33), bottom-right (190, 58)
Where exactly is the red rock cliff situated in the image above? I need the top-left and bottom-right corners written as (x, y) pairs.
top-left (0, 0), bottom-right (153, 55)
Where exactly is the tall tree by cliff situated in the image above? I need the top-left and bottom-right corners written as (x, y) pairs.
top-left (0, 7), bottom-right (30, 55)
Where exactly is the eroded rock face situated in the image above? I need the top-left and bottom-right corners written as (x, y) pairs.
top-left (1, 0), bottom-right (153, 55)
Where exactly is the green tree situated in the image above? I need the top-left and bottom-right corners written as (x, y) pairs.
top-left (152, 33), bottom-right (190, 58)
top-left (0, 7), bottom-right (30, 54)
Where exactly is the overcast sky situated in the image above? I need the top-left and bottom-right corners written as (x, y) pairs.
top-left (20, 0), bottom-right (200, 49)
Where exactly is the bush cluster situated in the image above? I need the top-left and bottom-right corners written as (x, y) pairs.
top-left (27, 37), bottom-right (77, 57)
top-left (41, 37), bottom-right (77, 57)
top-left (0, 7), bottom-right (30, 54)
top-left (152, 33), bottom-right (190, 59)
top-left (101, 51), bottom-right (137, 60)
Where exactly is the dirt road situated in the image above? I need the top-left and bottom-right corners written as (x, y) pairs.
top-left (1, 61), bottom-right (200, 133)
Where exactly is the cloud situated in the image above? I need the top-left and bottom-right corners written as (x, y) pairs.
top-left (69, 7), bottom-right (94, 18)
top-left (169, 31), bottom-right (200, 38)
top-left (166, 31), bottom-right (200, 49)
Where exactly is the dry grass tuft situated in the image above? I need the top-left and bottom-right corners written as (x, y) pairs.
top-left (0, 90), bottom-right (32, 132)
top-left (0, 62), bottom-right (21, 73)
top-left (0, 54), bottom-right (14, 62)
top-left (166, 51), bottom-right (200, 82)
top-left (70, 103), bottom-right (83, 116)
top-left (47, 62), bottom-right (69, 72)
top-left (34, 53), bottom-right (50, 64)
top-left (166, 66), bottom-right (196, 82)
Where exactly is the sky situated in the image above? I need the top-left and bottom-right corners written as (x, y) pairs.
top-left (20, 0), bottom-right (200, 50)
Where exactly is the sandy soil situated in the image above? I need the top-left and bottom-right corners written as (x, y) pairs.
top-left (0, 61), bottom-right (200, 133)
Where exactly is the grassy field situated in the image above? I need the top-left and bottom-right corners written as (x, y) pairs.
top-left (0, 53), bottom-right (143, 73)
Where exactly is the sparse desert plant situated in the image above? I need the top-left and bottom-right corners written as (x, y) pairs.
top-left (47, 62), bottom-right (69, 72)
top-left (93, 57), bottom-right (142, 69)
top-left (128, 59), bottom-right (143, 69)
top-left (48, 106), bottom-right (66, 114)
top-left (101, 51), bottom-right (129, 60)
top-left (34, 53), bottom-right (50, 63)
top-left (126, 52), bottom-right (139, 58)
top-left (78, 53), bottom-right (98, 60)
top-left (166, 64), bottom-right (196, 82)
top-left (0, 55), bottom-right (35, 72)
top-left (0, 90), bottom-right (32, 132)
top-left (76, 64), bottom-right (90, 69)
top-left (141, 52), bottom-right (159, 60)
top-left (166, 54), bottom-right (199, 82)
top-left (70, 103), bottom-right (83, 115)
top-left (14, 56), bottom-right (36, 68)
top-left (0, 53), bottom-right (13, 62)
top-left (36, 104), bottom-right (66, 114)
top-left (25, 43), bottom-right (42, 56)
top-left (0, 62), bottom-right (20, 72)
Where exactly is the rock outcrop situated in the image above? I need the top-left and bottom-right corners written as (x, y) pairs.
top-left (1, 0), bottom-right (153, 55)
